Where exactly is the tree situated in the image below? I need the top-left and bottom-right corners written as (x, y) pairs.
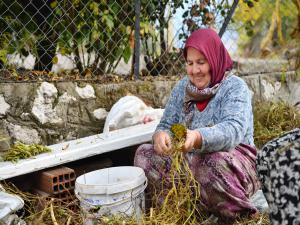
top-left (51, 0), bottom-right (136, 75)
top-left (0, 0), bottom-right (135, 74)
top-left (142, 0), bottom-right (184, 54)
top-left (233, 0), bottom-right (299, 57)
top-left (0, 0), bottom-right (57, 71)
top-left (139, 0), bottom-right (253, 75)
top-left (21, 0), bottom-right (57, 71)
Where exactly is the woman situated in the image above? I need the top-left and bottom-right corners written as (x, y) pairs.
top-left (134, 28), bottom-right (260, 219)
top-left (257, 127), bottom-right (300, 225)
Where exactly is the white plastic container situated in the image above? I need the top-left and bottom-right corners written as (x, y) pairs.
top-left (75, 166), bottom-right (147, 224)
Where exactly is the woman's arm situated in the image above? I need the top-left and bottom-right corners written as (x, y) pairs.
top-left (196, 77), bottom-right (253, 153)
top-left (155, 77), bottom-right (187, 133)
top-left (153, 78), bottom-right (186, 155)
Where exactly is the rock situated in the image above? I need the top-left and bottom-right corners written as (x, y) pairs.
top-left (93, 108), bottom-right (108, 121)
top-left (261, 79), bottom-right (281, 100)
top-left (5, 122), bottom-right (41, 144)
top-left (234, 58), bottom-right (293, 75)
top-left (0, 95), bottom-right (10, 118)
top-left (20, 112), bottom-right (31, 121)
top-left (153, 81), bottom-right (174, 107)
top-left (75, 84), bottom-right (96, 99)
top-left (55, 92), bottom-right (77, 122)
top-left (32, 82), bottom-right (63, 125)
top-left (38, 82), bottom-right (57, 103)
top-left (0, 131), bottom-right (10, 153)
top-left (58, 92), bottom-right (77, 103)
top-left (65, 130), bottom-right (78, 141)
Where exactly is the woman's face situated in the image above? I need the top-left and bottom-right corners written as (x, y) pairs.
top-left (186, 47), bottom-right (211, 90)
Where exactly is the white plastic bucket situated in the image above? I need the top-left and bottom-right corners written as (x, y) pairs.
top-left (75, 166), bottom-right (147, 224)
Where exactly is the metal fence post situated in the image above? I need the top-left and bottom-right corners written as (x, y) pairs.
top-left (218, 0), bottom-right (239, 38)
top-left (134, 0), bottom-right (141, 80)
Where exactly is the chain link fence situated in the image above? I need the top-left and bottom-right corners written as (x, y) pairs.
top-left (0, 0), bottom-right (299, 79)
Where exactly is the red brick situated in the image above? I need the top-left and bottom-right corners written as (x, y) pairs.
top-left (34, 166), bottom-right (76, 194)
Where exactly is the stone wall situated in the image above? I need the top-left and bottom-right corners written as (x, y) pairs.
top-left (0, 59), bottom-right (299, 147)
top-left (0, 78), bottom-right (177, 147)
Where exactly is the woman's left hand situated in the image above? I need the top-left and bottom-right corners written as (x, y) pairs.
top-left (182, 129), bottom-right (202, 153)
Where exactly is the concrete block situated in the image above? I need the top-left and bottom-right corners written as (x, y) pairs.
top-left (34, 166), bottom-right (75, 194)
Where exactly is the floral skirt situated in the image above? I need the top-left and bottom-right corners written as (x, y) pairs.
top-left (134, 143), bottom-right (260, 218)
top-left (257, 128), bottom-right (300, 225)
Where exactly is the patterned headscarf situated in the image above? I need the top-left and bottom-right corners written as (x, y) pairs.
top-left (184, 28), bottom-right (233, 86)
top-left (183, 29), bottom-right (233, 126)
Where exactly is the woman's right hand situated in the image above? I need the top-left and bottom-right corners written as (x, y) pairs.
top-left (152, 131), bottom-right (172, 155)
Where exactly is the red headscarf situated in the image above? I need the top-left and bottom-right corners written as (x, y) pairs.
top-left (184, 28), bottom-right (233, 86)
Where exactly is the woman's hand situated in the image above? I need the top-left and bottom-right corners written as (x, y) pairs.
top-left (153, 131), bottom-right (172, 155)
top-left (182, 129), bottom-right (202, 153)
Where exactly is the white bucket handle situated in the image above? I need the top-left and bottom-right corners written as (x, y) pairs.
top-left (75, 179), bottom-right (147, 207)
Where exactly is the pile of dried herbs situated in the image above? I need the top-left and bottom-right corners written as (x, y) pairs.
top-left (2, 142), bottom-right (51, 162)
top-left (1, 182), bottom-right (82, 225)
top-left (254, 101), bottom-right (300, 148)
top-left (1, 181), bottom-right (270, 225)
top-left (148, 123), bottom-right (203, 224)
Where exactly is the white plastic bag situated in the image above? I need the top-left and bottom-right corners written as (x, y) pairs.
top-left (103, 95), bottom-right (164, 133)
top-left (0, 185), bottom-right (26, 225)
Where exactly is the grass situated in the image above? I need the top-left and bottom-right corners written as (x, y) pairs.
top-left (253, 101), bottom-right (300, 148)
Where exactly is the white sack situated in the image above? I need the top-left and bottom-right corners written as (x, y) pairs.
top-left (103, 95), bottom-right (164, 133)
top-left (0, 185), bottom-right (25, 225)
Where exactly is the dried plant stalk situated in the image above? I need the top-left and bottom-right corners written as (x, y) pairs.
top-left (254, 101), bottom-right (300, 148)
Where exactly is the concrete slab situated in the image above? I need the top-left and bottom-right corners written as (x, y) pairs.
top-left (0, 121), bottom-right (158, 180)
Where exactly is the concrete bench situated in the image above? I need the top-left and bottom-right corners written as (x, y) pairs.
top-left (0, 121), bottom-right (158, 180)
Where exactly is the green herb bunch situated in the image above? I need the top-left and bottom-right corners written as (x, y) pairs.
top-left (170, 123), bottom-right (187, 153)
top-left (3, 142), bottom-right (51, 162)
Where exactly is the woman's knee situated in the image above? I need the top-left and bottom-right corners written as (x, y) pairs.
top-left (135, 143), bottom-right (153, 155)
top-left (134, 143), bottom-right (154, 168)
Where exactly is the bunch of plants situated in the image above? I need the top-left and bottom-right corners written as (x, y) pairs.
top-left (2, 142), bottom-right (51, 162)
top-left (254, 101), bottom-right (300, 148)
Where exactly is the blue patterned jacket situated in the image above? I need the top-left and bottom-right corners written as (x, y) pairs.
top-left (155, 74), bottom-right (255, 153)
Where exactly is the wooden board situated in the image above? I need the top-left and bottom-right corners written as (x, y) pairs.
top-left (0, 121), bottom-right (158, 180)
